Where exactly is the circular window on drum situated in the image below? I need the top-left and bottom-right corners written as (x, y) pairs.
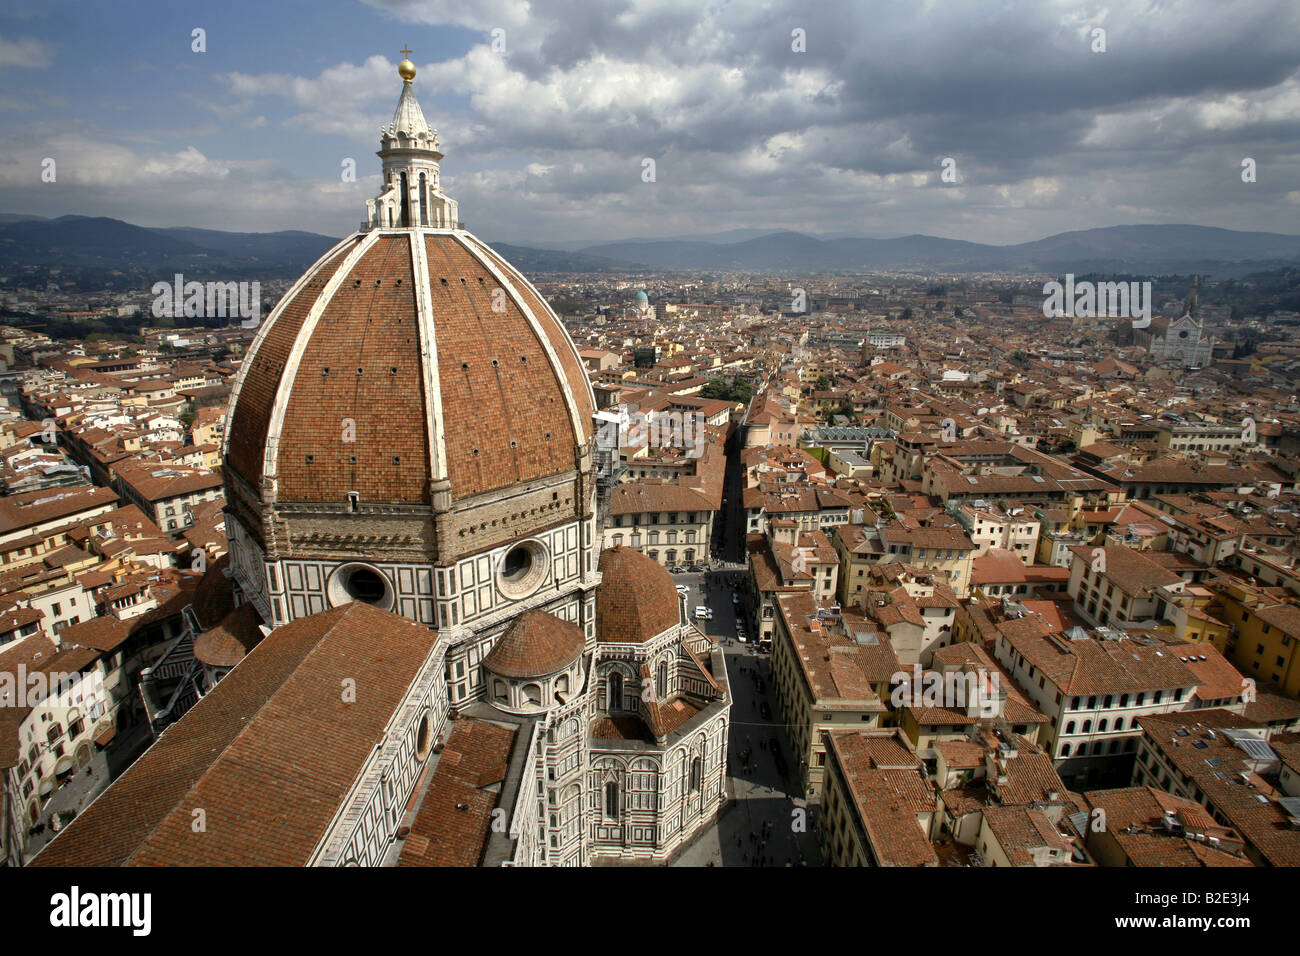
top-left (327, 562), bottom-right (395, 610)
top-left (495, 540), bottom-right (549, 600)
top-left (415, 710), bottom-right (433, 761)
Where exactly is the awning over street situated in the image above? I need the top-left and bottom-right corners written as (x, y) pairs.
top-left (93, 725), bottom-right (116, 747)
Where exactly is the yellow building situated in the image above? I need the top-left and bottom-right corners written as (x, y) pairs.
top-left (1151, 584), bottom-right (1231, 647)
top-left (1213, 580), bottom-right (1300, 698)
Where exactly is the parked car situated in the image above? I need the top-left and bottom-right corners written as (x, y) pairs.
top-left (675, 584), bottom-right (689, 596)
top-left (688, 564), bottom-right (706, 572)
top-left (668, 565), bottom-right (685, 574)
top-left (694, 606), bottom-right (713, 620)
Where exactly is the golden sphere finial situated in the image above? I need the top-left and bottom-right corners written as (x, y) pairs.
top-left (398, 45), bottom-right (416, 83)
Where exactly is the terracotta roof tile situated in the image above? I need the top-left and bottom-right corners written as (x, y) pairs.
top-left (482, 609), bottom-right (584, 678)
top-left (596, 547), bottom-right (679, 644)
top-left (32, 602), bottom-right (441, 867)
top-left (398, 719), bottom-right (516, 868)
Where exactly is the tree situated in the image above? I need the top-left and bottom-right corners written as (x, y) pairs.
top-left (701, 377), bottom-right (754, 403)
top-left (813, 374), bottom-right (833, 392)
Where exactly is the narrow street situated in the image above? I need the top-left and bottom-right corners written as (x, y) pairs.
top-left (669, 567), bottom-right (823, 867)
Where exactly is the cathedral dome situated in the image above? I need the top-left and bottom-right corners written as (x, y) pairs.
top-left (223, 64), bottom-right (595, 511)
top-left (220, 55), bottom-right (599, 632)
top-left (482, 609), bottom-right (584, 679)
top-left (225, 229), bottom-right (594, 506)
top-left (595, 546), bottom-right (682, 643)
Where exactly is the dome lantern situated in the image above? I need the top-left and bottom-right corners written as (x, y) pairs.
top-left (366, 47), bottom-right (459, 230)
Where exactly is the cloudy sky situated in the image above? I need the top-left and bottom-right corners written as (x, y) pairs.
top-left (1, 0), bottom-right (1297, 247)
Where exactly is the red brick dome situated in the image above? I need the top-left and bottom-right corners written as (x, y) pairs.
top-left (224, 229), bottom-right (595, 506)
top-left (595, 547), bottom-right (682, 644)
top-left (482, 609), bottom-right (585, 679)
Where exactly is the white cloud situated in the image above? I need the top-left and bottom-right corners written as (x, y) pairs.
top-left (6, 0), bottom-right (1300, 243)
top-left (0, 34), bottom-right (51, 69)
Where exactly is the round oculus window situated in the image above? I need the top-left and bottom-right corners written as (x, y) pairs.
top-left (327, 563), bottom-right (394, 610)
top-left (415, 711), bottom-right (433, 761)
top-left (496, 540), bottom-right (549, 600)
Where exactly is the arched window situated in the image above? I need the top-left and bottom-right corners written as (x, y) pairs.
top-left (607, 671), bottom-right (623, 711)
top-left (657, 661), bottom-right (668, 699)
top-left (1098, 719), bottom-right (1108, 733)
top-left (1065, 720), bottom-right (1076, 734)
top-left (690, 756), bottom-right (703, 792)
top-left (1060, 743), bottom-right (1071, 757)
top-left (399, 172), bottom-right (410, 226)
top-left (1082, 720), bottom-right (1092, 733)
top-left (523, 683), bottom-right (541, 705)
top-left (604, 781), bottom-right (618, 819)
top-left (493, 679), bottom-right (507, 701)
top-left (418, 171), bottom-right (428, 226)
top-left (556, 673), bottom-right (569, 695)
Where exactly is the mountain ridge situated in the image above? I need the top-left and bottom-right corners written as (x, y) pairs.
top-left (2, 215), bottom-right (1297, 278)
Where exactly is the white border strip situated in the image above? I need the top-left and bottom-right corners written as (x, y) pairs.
top-left (261, 230), bottom-right (383, 486)
top-left (462, 232), bottom-right (598, 416)
top-left (453, 231), bottom-right (588, 445)
top-left (222, 234), bottom-right (361, 461)
top-left (410, 231), bottom-right (449, 485)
